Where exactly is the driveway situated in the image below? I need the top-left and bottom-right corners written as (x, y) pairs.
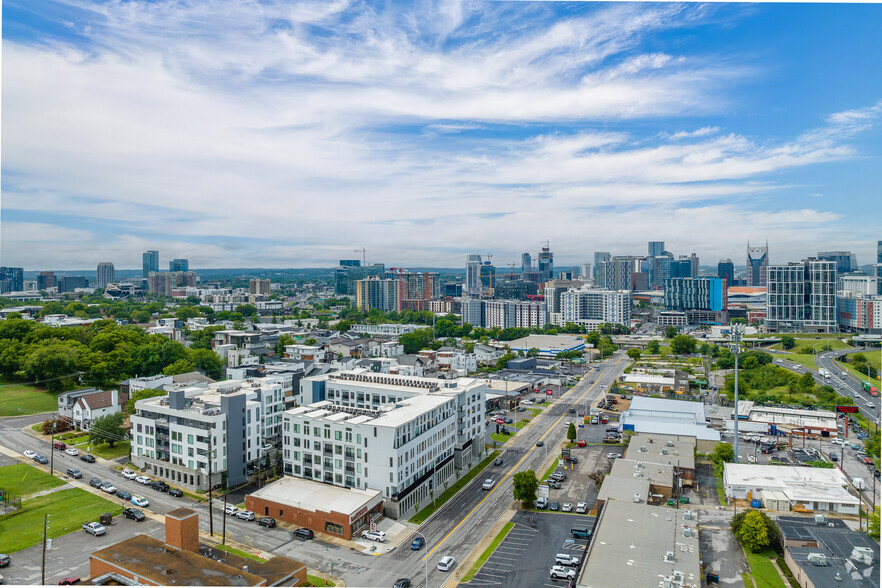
top-left (698, 508), bottom-right (747, 587)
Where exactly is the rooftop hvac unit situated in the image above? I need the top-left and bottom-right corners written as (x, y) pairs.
top-left (683, 510), bottom-right (693, 520)
top-left (661, 449), bottom-right (669, 455)
top-left (664, 551), bottom-right (675, 563)
top-left (807, 553), bottom-right (827, 566)
top-left (815, 514), bottom-right (828, 525)
top-left (636, 461), bottom-right (644, 468)
top-left (662, 577), bottom-right (673, 588)
top-left (672, 571), bottom-right (684, 583)
top-left (683, 527), bottom-right (692, 538)
top-left (666, 440), bottom-right (674, 447)
top-left (640, 446), bottom-right (647, 452)
top-left (633, 493), bottom-right (641, 503)
top-left (850, 547), bottom-right (874, 565)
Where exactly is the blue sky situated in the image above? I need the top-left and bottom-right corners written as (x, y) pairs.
top-left (2, 1), bottom-right (881, 270)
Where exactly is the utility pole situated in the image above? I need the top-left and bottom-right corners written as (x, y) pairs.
top-left (731, 324), bottom-right (742, 463)
top-left (208, 433), bottom-right (214, 537)
top-left (222, 492), bottom-right (227, 545)
top-left (50, 422), bottom-right (57, 476)
top-left (41, 514), bottom-right (49, 585)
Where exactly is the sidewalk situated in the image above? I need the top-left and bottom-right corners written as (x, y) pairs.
top-left (21, 423), bottom-right (122, 470)
top-left (442, 504), bottom-right (519, 588)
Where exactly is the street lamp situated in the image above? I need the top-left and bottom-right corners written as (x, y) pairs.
top-left (729, 324), bottom-right (743, 463)
top-left (413, 531), bottom-right (429, 588)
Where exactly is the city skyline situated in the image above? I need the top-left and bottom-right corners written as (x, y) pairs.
top-left (2, 1), bottom-right (881, 269)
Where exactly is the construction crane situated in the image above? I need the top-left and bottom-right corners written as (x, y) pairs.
top-left (355, 248), bottom-right (367, 266)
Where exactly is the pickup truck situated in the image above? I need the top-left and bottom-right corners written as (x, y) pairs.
top-left (83, 522), bottom-right (107, 536)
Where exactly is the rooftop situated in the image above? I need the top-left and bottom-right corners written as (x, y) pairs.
top-left (595, 475), bottom-right (651, 505)
top-left (249, 476), bottom-right (383, 515)
top-left (609, 459), bottom-right (674, 488)
top-left (505, 334), bottom-right (586, 351)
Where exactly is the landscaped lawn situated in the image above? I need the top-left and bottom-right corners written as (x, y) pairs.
top-left (744, 548), bottom-right (787, 588)
top-left (0, 377), bottom-right (59, 417)
top-left (0, 487), bottom-right (122, 553)
top-left (836, 357), bottom-right (881, 388)
top-left (409, 450), bottom-right (501, 524)
top-left (461, 521), bottom-right (515, 582)
top-left (540, 461), bottom-right (558, 482)
top-left (489, 431), bottom-right (514, 443)
top-left (306, 574), bottom-right (338, 587)
top-left (212, 543), bottom-right (267, 562)
top-left (88, 440), bottom-right (131, 460)
top-left (0, 463), bottom-right (66, 497)
top-left (781, 353), bottom-right (818, 370)
top-left (771, 338), bottom-right (852, 353)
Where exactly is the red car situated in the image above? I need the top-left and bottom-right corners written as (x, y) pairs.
top-left (577, 440), bottom-right (587, 447)
top-left (59, 578), bottom-right (80, 585)
top-left (53, 441), bottom-right (67, 450)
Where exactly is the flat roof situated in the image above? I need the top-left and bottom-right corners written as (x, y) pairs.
top-left (577, 501), bottom-right (701, 588)
top-left (625, 439), bottom-right (696, 470)
top-left (505, 334), bottom-right (586, 351)
top-left (595, 475), bottom-right (651, 504)
top-left (249, 476), bottom-right (382, 515)
top-left (622, 374), bottom-right (676, 385)
top-left (609, 459), bottom-right (674, 488)
top-left (788, 546), bottom-right (878, 588)
top-left (627, 396), bottom-right (707, 421)
top-left (724, 464), bottom-right (857, 504)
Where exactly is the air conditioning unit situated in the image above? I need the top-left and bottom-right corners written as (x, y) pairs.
top-left (683, 527), bottom-right (692, 537)
top-left (807, 553), bottom-right (827, 566)
top-left (683, 510), bottom-right (693, 520)
top-left (664, 551), bottom-right (675, 563)
top-left (662, 449), bottom-right (669, 455)
top-left (666, 440), bottom-right (674, 447)
top-left (633, 493), bottom-right (641, 503)
top-left (640, 446), bottom-right (647, 452)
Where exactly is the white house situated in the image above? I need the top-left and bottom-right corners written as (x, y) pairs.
top-left (63, 389), bottom-right (124, 431)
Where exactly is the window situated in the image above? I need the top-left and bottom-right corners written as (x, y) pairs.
top-left (188, 434), bottom-right (194, 444)
top-left (335, 431), bottom-right (342, 441)
top-left (314, 427), bottom-right (321, 437)
top-left (325, 521), bottom-right (344, 535)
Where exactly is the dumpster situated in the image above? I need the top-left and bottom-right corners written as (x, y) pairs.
top-left (667, 499), bottom-right (675, 506)
top-left (679, 497), bottom-right (690, 504)
top-left (750, 499), bottom-right (763, 508)
top-left (706, 572), bottom-right (720, 584)
top-left (99, 512), bottom-right (113, 526)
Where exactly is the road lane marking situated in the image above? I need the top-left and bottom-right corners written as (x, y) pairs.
top-left (426, 355), bottom-right (626, 559)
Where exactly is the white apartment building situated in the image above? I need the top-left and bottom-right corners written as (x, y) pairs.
top-left (482, 300), bottom-right (549, 329)
top-left (767, 259), bottom-right (837, 333)
top-left (838, 274), bottom-right (879, 296)
top-left (559, 288), bottom-right (631, 328)
top-left (351, 323), bottom-right (423, 336)
top-left (131, 376), bottom-right (287, 491)
top-left (283, 370), bottom-right (487, 518)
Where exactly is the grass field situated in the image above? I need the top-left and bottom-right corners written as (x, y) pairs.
top-left (489, 431), bottom-right (513, 443)
top-left (0, 377), bottom-right (59, 417)
top-left (540, 461), bottom-right (558, 482)
top-left (212, 543), bottom-right (267, 562)
top-left (89, 440), bottom-right (131, 460)
top-left (0, 487), bottom-right (122, 553)
top-left (461, 521), bottom-right (515, 583)
top-left (0, 463), bottom-right (66, 497)
top-left (744, 548), bottom-right (787, 588)
top-left (409, 450), bottom-right (501, 524)
top-left (306, 574), bottom-right (338, 587)
top-left (771, 338), bottom-right (852, 353)
top-left (781, 353), bottom-right (818, 370)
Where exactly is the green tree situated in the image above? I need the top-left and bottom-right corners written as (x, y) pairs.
top-left (869, 507), bottom-right (880, 540)
top-left (188, 348), bottom-right (224, 379)
top-left (711, 442), bottom-right (734, 464)
top-left (670, 335), bottom-right (697, 355)
top-left (626, 348), bottom-right (642, 360)
top-left (526, 347), bottom-right (540, 358)
top-left (736, 510), bottom-right (770, 552)
top-left (731, 509), bottom-right (781, 552)
top-left (567, 422), bottom-right (577, 442)
top-left (163, 358), bottom-right (196, 376)
top-left (646, 340), bottom-right (660, 354)
top-left (23, 341), bottom-right (87, 391)
top-left (126, 388), bottom-right (167, 414)
top-left (798, 371), bottom-right (816, 394)
top-left (89, 412), bottom-right (126, 448)
top-left (235, 304), bottom-right (258, 318)
top-left (781, 335), bottom-right (795, 350)
top-left (512, 470), bottom-right (539, 508)
top-left (276, 334), bottom-right (294, 355)
top-left (664, 325), bottom-right (678, 339)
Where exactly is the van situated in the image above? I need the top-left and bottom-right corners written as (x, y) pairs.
top-left (571, 526), bottom-right (591, 539)
top-left (536, 497), bottom-right (548, 509)
top-left (590, 416), bottom-right (598, 425)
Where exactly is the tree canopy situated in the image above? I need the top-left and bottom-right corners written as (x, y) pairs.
top-left (89, 412), bottom-right (126, 447)
top-left (512, 470), bottom-right (539, 508)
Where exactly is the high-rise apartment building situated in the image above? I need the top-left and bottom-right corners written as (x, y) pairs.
top-left (480, 262), bottom-right (496, 294)
top-left (521, 253), bottom-right (532, 274)
top-left (148, 271), bottom-right (197, 296)
top-left (143, 250), bottom-right (159, 278)
top-left (717, 259), bottom-right (735, 286)
top-left (878, 241), bottom-right (882, 264)
top-left (649, 255), bottom-right (672, 289)
top-left (334, 263), bottom-right (385, 296)
top-left (96, 262), bottom-right (115, 288)
top-left (746, 242), bottom-right (768, 287)
top-left (249, 279), bottom-right (272, 296)
top-left (648, 241), bottom-right (665, 258)
top-left (838, 275), bottom-right (878, 296)
top-left (664, 277), bottom-right (727, 324)
top-left (37, 271), bottom-right (56, 290)
top-left (0, 267), bottom-right (24, 293)
top-left (169, 258), bottom-right (189, 272)
top-left (537, 244), bottom-right (554, 281)
top-left (593, 252), bottom-right (611, 287)
top-left (465, 254), bottom-right (483, 295)
top-left (602, 256), bottom-right (639, 291)
top-left (392, 270), bottom-right (441, 311)
top-left (671, 258), bottom-right (694, 279)
top-left (355, 277), bottom-right (397, 312)
top-left (817, 251), bottom-right (857, 275)
top-left (580, 263), bottom-right (592, 280)
top-left (766, 258), bottom-right (836, 333)
top-left (559, 288), bottom-right (631, 329)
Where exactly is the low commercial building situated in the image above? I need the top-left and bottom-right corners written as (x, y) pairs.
top-left (619, 396), bottom-right (721, 453)
top-left (89, 508), bottom-right (306, 586)
top-left (723, 464), bottom-right (859, 514)
top-left (732, 402), bottom-right (840, 438)
top-left (246, 477), bottom-right (383, 540)
top-left (609, 459), bottom-right (675, 499)
top-left (624, 433), bottom-right (696, 486)
top-left (576, 500), bottom-right (701, 588)
top-left (620, 369), bottom-right (689, 395)
top-left (593, 475), bottom-right (651, 513)
top-left (504, 334), bottom-right (586, 359)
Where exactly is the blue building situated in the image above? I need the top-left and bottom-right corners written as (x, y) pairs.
top-left (663, 277), bottom-right (727, 324)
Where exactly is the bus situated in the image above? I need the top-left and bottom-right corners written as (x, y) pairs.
top-left (861, 381), bottom-right (879, 396)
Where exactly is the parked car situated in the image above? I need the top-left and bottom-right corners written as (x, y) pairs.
top-left (606, 453), bottom-right (619, 459)
top-left (393, 579), bottom-right (411, 588)
top-left (0, 554), bottom-right (10, 567)
top-left (88, 478), bottom-right (103, 488)
top-left (494, 458), bottom-right (504, 466)
top-left (122, 508), bottom-right (145, 521)
top-left (65, 448), bottom-right (79, 456)
top-left (410, 537), bottom-right (425, 550)
top-left (293, 528), bottom-right (314, 539)
top-left (80, 454), bottom-right (96, 463)
top-left (117, 490), bottom-right (132, 502)
top-left (131, 495), bottom-right (149, 507)
top-left (82, 522), bottom-right (106, 536)
top-left (482, 479), bottom-right (495, 490)
top-left (65, 467), bottom-right (83, 479)
top-left (549, 501), bottom-right (560, 511)
top-left (122, 469), bottom-right (137, 479)
top-left (549, 565), bottom-right (576, 580)
top-left (504, 418), bottom-right (513, 424)
top-left (362, 530), bottom-right (386, 542)
top-left (237, 510), bottom-right (256, 521)
top-left (223, 505), bottom-right (240, 516)
top-left (536, 497), bottom-right (548, 509)
top-left (58, 578), bottom-right (81, 585)
top-left (555, 554), bottom-right (580, 566)
top-left (575, 502), bottom-right (587, 514)
top-left (34, 454), bottom-right (49, 464)
top-left (257, 517), bottom-right (276, 528)
top-left (168, 488), bottom-right (183, 497)
top-left (561, 503), bottom-right (573, 512)
top-left (99, 482), bottom-right (117, 495)
top-left (547, 480), bottom-right (561, 489)
top-left (135, 475), bottom-right (151, 485)
top-left (24, 450), bottom-right (37, 459)
top-left (53, 441), bottom-right (67, 450)
top-left (150, 481), bottom-right (169, 492)
top-left (437, 556), bottom-right (455, 572)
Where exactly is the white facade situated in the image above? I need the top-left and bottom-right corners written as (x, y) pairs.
top-left (559, 288), bottom-right (631, 327)
top-left (482, 300), bottom-right (549, 329)
top-left (767, 259), bottom-right (837, 333)
top-left (838, 274), bottom-right (878, 296)
top-left (283, 370), bottom-right (486, 518)
top-left (351, 323), bottom-right (422, 336)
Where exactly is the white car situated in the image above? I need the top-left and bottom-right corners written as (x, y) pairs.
top-left (606, 453), bottom-right (619, 459)
top-left (83, 522), bottom-right (107, 536)
top-left (135, 475), bottom-right (151, 485)
top-left (361, 530), bottom-right (386, 542)
top-left (122, 469), bottom-right (137, 479)
top-left (236, 510), bottom-right (256, 521)
top-left (866, 402), bottom-right (876, 409)
top-left (747, 455), bottom-right (757, 463)
top-left (482, 479), bottom-right (495, 490)
top-left (832, 439), bottom-right (844, 446)
top-left (550, 565), bottom-right (576, 580)
top-left (24, 450), bottom-right (37, 459)
top-left (842, 371), bottom-right (848, 377)
top-left (65, 448), bottom-right (79, 456)
top-left (224, 505), bottom-right (240, 516)
top-left (561, 503), bottom-right (573, 512)
top-left (100, 482), bottom-right (117, 494)
top-left (437, 556), bottom-right (455, 571)
top-left (555, 553), bottom-right (580, 566)
top-left (131, 495), bottom-right (149, 507)
top-left (575, 502), bottom-right (587, 514)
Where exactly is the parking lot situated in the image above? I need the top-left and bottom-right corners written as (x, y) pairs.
top-left (468, 510), bottom-right (593, 588)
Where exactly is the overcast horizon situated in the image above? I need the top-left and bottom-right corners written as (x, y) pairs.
top-left (2, 1), bottom-right (881, 271)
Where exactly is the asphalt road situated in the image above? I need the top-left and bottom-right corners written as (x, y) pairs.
top-left (0, 354), bottom-right (630, 587)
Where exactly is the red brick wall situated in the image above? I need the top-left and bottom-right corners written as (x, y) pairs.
top-left (245, 496), bottom-right (354, 540)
